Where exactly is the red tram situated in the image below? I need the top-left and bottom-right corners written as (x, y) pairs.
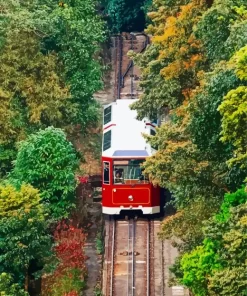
top-left (102, 99), bottom-right (162, 215)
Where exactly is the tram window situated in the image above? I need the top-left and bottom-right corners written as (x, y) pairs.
top-left (104, 106), bottom-right (112, 125)
top-left (152, 118), bottom-right (158, 124)
top-left (103, 162), bottom-right (110, 184)
top-left (113, 159), bottom-right (149, 184)
top-left (103, 130), bottom-right (111, 151)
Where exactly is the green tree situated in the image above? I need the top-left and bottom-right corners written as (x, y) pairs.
top-left (0, 183), bottom-right (42, 218)
top-left (177, 192), bottom-right (247, 295)
top-left (0, 0), bottom-right (105, 177)
top-left (218, 46), bottom-right (247, 170)
top-left (130, 0), bottom-right (208, 119)
top-left (159, 198), bottom-right (221, 252)
top-left (50, 0), bottom-right (105, 129)
top-left (180, 241), bottom-right (220, 296)
top-left (0, 1), bottom-right (68, 141)
top-left (11, 127), bottom-right (80, 219)
top-left (0, 273), bottom-right (28, 296)
top-left (215, 186), bottom-right (247, 222)
top-left (130, 1), bottom-right (247, 293)
top-left (0, 184), bottom-right (51, 284)
top-left (207, 203), bottom-right (247, 296)
top-left (103, 0), bottom-right (148, 33)
top-left (0, 211), bottom-right (51, 284)
top-left (195, 0), bottom-right (247, 63)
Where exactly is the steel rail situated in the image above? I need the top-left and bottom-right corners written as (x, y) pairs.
top-left (105, 216), bottom-right (113, 296)
top-left (121, 33), bottom-right (149, 89)
top-left (149, 220), bottom-right (156, 296)
top-left (130, 34), bottom-right (134, 100)
top-left (132, 219), bottom-right (135, 296)
top-left (117, 35), bottom-right (123, 100)
top-left (147, 220), bottom-right (150, 296)
top-left (127, 219), bottom-right (130, 296)
top-left (122, 61), bottom-right (133, 85)
top-left (161, 239), bottom-right (165, 296)
top-left (110, 219), bottom-right (116, 296)
top-left (126, 219), bottom-right (135, 296)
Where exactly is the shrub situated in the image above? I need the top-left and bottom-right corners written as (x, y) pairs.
top-left (0, 273), bottom-right (28, 296)
top-left (11, 127), bottom-right (80, 219)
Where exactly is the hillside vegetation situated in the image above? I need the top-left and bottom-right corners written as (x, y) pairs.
top-left (1, 0), bottom-right (247, 295)
top-left (130, 0), bottom-right (247, 295)
top-left (0, 0), bottom-right (105, 295)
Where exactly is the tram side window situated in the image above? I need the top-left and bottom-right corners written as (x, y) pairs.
top-left (103, 162), bottom-right (110, 184)
top-left (152, 118), bottom-right (158, 125)
top-left (103, 130), bottom-right (111, 151)
top-left (104, 106), bottom-right (112, 125)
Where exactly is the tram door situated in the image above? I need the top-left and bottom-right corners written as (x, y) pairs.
top-left (102, 160), bottom-right (111, 206)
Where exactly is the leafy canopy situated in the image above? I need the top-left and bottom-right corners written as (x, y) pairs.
top-left (0, 0), bottom-right (105, 177)
top-left (0, 183), bottom-right (42, 219)
top-left (0, 183), bottom-right (51, 284)
top-left (130, 0), bottom-right (247, 294)
top-left (179, 202), bottom-right (247, 296)
top-left (0, 273), bottom-right (28, 296)
top-left (11, 127), bottom-right (80, 219)
top-left (103, 0), bottom-right (149, 33)
top-left (218, 46), bottom-right (247, 169)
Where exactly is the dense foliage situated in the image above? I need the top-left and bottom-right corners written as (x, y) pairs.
top-left (132, 0), bottom-right (247, 294)
top-left (0, 184), bottom-right (42, 218)
top-left (102, 0), bottom-right (151, 32)
top-left (1, 0), bottom-right (247, 294)
top-left (0, 0), bottom-right (105, 177)
top-left (0, 273), bottom-right (28, 296)
top-left (11, 127), bottom-right (79, 219)
top-left (43, 221), bottom-right (87, 296)
top-left (0, 184), bottom-right (52, 284)
top-left (0, 0), bottom-right (105, 293)
top-left (180, 201), bottom-right (247, 296)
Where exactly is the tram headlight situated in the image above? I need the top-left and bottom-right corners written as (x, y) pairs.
top-left (128, 195), bottom-right (133, 201)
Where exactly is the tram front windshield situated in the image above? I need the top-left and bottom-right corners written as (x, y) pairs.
top-left (113, 159), bottom-right (149, 184)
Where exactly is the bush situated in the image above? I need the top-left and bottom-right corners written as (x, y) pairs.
top-left (0, 183), bottom-right (52, 283)
top-left (43, 221), bottom-right (87, 296)
top-left (216, 186), bottom-right (247, 222)
top-left (11, 127), bottom-right (80, 219)
top-left (0, 273), bottom-right (28, 296)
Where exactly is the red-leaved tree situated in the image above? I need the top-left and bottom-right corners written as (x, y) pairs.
top-left (42, 220), bottom-right (87, 296)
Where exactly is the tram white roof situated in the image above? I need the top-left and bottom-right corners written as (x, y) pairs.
top-left (102, 99), bottom-right (156, 158)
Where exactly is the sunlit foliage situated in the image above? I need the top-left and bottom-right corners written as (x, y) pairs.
top-left (0, 0), bottom-right (105, 177)
top-left (0, 273), bottom-right (28, 296)
top-left (131, 0), bottom-right (247, 294)
top-left (218, 46), bottom-right (247, 170)
top-left (11, 127), bottom-right (79, 219)
top-left (0, 184), bottom-right (51, 284)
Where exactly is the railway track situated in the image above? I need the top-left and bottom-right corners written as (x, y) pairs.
top-left (149, 220), bottom-right (165, 296)
top-left (114, 33), bottom-right (149, 101)
top-left (105, 218), bottom-right (164, 296)
top-left (102, 31), bottom-right (188, 296)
